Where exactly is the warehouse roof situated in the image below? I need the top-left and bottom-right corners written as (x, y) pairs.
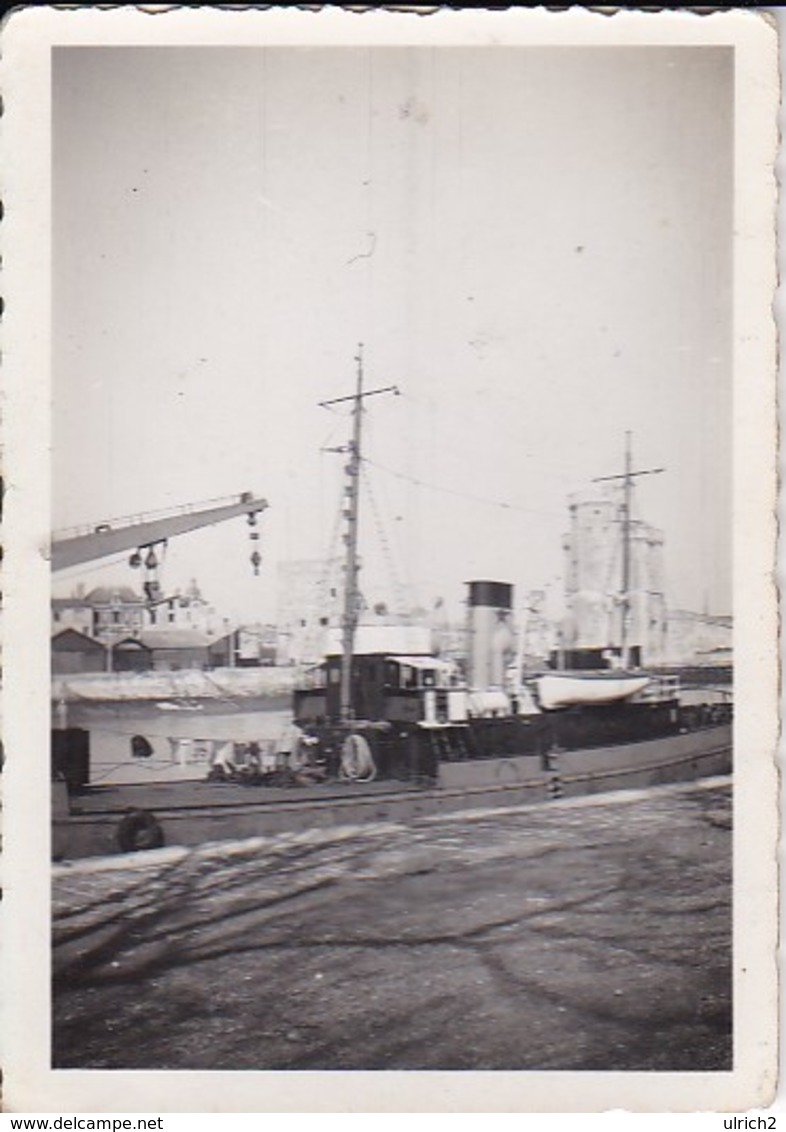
top-left (138, 629), bottom-right (214, 650)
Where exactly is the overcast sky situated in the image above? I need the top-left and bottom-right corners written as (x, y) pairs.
top-left (52, 45), bottom-right (732, 624)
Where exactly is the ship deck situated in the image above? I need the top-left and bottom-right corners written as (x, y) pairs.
top-left (55, 724), bottom-right (732, 860)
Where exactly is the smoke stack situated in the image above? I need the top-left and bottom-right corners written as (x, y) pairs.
top-left (466, 580), bottom-right (514, 689)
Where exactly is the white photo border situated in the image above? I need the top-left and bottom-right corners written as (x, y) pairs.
top-left (1, 6), bottom-right (778, 1113)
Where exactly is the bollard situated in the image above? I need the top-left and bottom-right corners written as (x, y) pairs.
top-left (545, 747), bottom-right (563, 800)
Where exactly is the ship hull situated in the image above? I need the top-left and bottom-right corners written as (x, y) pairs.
top-left (53, 724), bottom-right (731, 861)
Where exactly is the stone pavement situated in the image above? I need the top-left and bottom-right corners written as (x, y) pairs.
top-left (53, 778), bottom-right (732, 1071)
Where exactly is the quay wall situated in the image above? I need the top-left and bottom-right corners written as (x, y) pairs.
top-left (52, 665), bottom-right (301, 703)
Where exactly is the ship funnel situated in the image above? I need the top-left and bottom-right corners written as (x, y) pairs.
top-left (466, 580), bottom-right (514, 690)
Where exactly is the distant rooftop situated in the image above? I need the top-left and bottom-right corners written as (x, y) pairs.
top-left (138, 629), bottom-right (214, 650)
top-left (85, 586), bottom-right (144, 605)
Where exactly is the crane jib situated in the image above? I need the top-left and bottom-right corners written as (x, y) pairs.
top-left (51, 495), bottom-right (268, 571)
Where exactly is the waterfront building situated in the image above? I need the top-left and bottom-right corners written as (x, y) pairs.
top-left (51, 628), bottom-right (106, 675)
top-left (275, 558), bottom-right (344, 666)
top-left (664, 610), bottom-right (733, 667)
top-left (561, 486), bottom-right (667, 666)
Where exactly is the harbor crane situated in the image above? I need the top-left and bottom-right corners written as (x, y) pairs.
top-left (51, 492), bottom-right (268, 575)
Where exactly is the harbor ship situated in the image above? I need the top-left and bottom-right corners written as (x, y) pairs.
top-left (51, 354), bottom-right (732, 859)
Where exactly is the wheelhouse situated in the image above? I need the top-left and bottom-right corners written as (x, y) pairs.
top-left (293, 652), bottom-right (460, 726)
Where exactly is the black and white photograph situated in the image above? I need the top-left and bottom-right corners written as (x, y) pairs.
top-left (1, 5), bottom-right (779, 1115)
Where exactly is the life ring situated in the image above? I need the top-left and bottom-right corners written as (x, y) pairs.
top-left (340, 733), bottom-right (377, 783)
top-left (117, 809), bottom-right (165, 854)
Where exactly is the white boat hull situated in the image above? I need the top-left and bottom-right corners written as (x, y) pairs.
top-left (536, 672), bottom-right (651, 711)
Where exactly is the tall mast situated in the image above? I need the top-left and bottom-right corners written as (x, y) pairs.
top-left (340, 347), bottom-right (365, 722)
top-left (620, 431), bottom-right (633, 666)
top-left (593, 434), bottom-right (664, 669)
top-left (320, 346), bottom-right (398, 723)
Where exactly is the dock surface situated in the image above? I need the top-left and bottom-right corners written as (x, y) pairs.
top-left (53, 778), bottom-right (732, 1071)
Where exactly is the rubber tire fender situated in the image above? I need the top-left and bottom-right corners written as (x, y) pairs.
top-left (117, 809), bottom-right (165, 854)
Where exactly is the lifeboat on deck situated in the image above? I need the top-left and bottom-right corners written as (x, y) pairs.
top-left (535, 671), bottom-right (651, 711)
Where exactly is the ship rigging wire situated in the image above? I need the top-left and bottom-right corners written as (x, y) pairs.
top-left (360, 461), bottom-right (409, 617)
top-left (359, 455), bottom-right (563, 519)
